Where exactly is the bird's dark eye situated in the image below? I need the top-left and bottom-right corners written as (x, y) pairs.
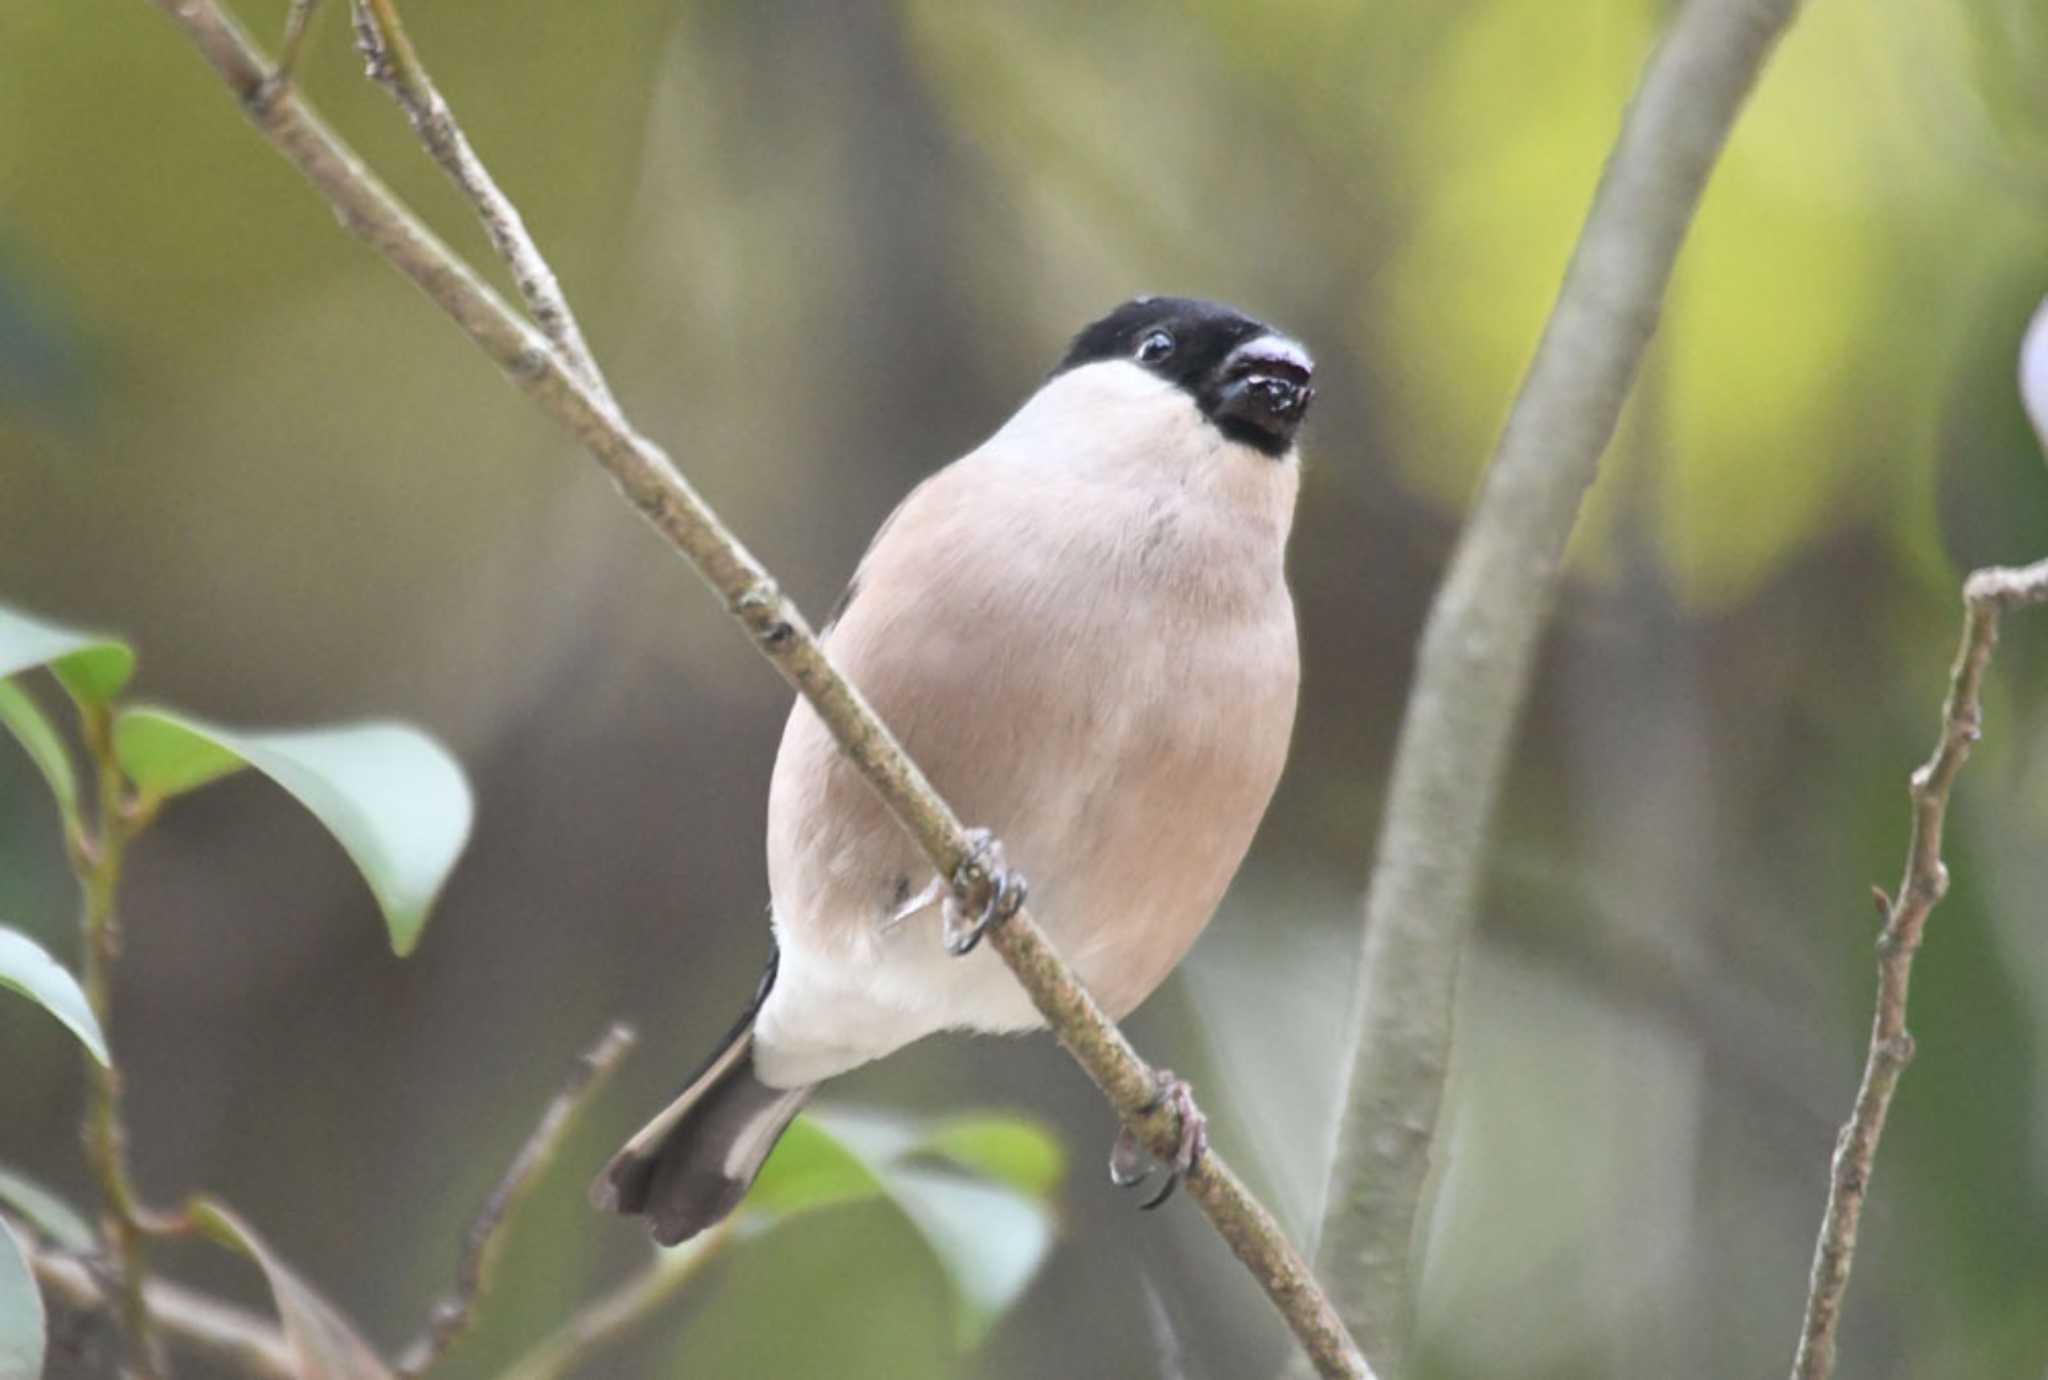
top-left (1135, 329), bottom-right (1176, 364)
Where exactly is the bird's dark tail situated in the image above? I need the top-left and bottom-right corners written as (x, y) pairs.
top-left (590, 950), bottom-right (810, 1246)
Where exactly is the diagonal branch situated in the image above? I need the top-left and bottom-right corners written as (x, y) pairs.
top-left (343, 0), bottom-right (617, 412)
top-left (494, 1222), bottom-right (735, 1380)
top-left (397, 1023), bottom-right (636, 1376)
top-left (1790, 557), bottom-right (2048, 1380)
top-left (1307, 0), bottom-right (1803, 1366)
top-left (140, 2), bottom-right (1371, 1374)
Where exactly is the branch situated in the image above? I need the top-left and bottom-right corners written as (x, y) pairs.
top-left (1789, 557), bottom-right (2048, 1380)
top-left (29, 1245), bottom-right (296, 1380)
top-left (1306, 0), bottom-right (1803, 1365)
top-left (140, 2), bottom-right (1372, 1374)
top-left (494, 1222), bottom-right (734, 1380)
top-left (268, 0), bottom-right (321, 93)
top-left (74, 703), bottom-right (171, 1378)
top-left (397, 1023), bottom-right (636, 1376)
top-left (344, 0), bottom-right (617, 412)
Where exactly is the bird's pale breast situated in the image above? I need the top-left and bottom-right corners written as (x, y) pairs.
top-left (754, 396), bottom-right (1298, 1086)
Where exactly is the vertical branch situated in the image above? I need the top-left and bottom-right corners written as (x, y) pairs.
top-left (73, 704), bottom-right (167, 1378)
top-left (1789, 558), bottom-right (2048, 1380)
top-left (1309, 0), bottom-right (1803, 1366)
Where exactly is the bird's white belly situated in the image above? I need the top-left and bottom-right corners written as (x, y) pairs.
top-left (756, 860), bottom-right (1178, 1087)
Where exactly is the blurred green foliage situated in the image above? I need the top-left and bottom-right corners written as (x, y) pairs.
top-left (4, 0), bottom-right (2048, 1377)
top-left (0, 1168), bottom-right (96, 1254)
top-left (0, 1218), bottom-right (44, 1380)
top-left (744, 1109), bottom-right (1063, 1349)
top-left (189, 1198), bottom-right (398, 1380)
top-left (0, 602), bottom-right (473, 954)
top-left (0, 926), bottom-right (108, 1069)
top-left (110, 711), bottom-right (474, 954)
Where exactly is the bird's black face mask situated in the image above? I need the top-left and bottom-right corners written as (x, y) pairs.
top-left (1055, 295), bottom-right (1316, 457)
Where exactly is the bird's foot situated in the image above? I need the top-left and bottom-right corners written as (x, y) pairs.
top-left (1108, 1069), bottom-right (1208, 1210)
top-left (942, 828), bottom-right (1027, 956)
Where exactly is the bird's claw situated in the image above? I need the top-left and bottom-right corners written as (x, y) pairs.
top-left (1109, 1125), bottom-right (1152, 1188)
top-left (942, 828), bottom-right (1027, 956)
top-left (1107, 1069), bottom-right (1208, 1210)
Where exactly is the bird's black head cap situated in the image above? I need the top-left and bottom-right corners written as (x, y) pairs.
top-left (1055, 296), bottom-right (1315, 456)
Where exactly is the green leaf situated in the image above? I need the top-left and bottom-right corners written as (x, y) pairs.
top-left (190, 1199), bottom-right (394, 1380)
top-left (0, 1218), bottom-right (43, 1380)
top-left (113, 710), bottom-right (474, 955)
top-left (804, 1107), bottom-right (922, 1166)
top-left (918, 1115), bottom-right (1066, 1198)
top-left (744, 1116), bottom-right (887, 1224)
top-left (880, 1166), bottom-right (1055, 1348)
top-left (799, 1109), bottom-right (1061, 1348)
top-left (0, 603), bottom-right (134, 708)
top-left (112, 709), bottom-right (247, 798)
top-left (742, 1110), bottom-right (1064, 1346)
top-left (51, 648), bottom-right (135, 713)
top-left (0, 680), bottom-right (78, 823)
top-left (0, 926), bottom-right (108, 1066)
top-left (0, 1167), bottom-right (94, 1252)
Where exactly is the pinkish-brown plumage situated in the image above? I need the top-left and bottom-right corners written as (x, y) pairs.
top-left (597, 298), bottom-right (1310, 1245)
top-left (758, 357), bottom-right (1299, 1083)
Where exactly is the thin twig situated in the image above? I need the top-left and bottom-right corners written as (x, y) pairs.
top-left (495, 1223), bottom-right (735, 1380)
top-left (28, 1243), bottom-right (296, 1380)
top-left (73, 702), bottom-right (169, 1379)
top-left (273, 0), bottom-right (322, 92)
top-left (1307, 0), bottom-right (1804, 1366)
top-left (347, 0), bottom-right (617, 412)
top-left (1790, 557), bottom-right (2048, 1380)
top-left (397, 1023), bottom-right (637, 1377)
top-left (139, 4), bottom-right (1371, 1374)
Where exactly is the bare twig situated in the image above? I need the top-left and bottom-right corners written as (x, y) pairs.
top-left (495, 1223), bottom-right (735, 1380)
top-left (347, 0), bottom-right (617, 412)
top-left (397, 1024), bottom-right (636, 1377)
top-left (140, 3), bottom-right (1372, 1374)
top-left (1790, 557), bottom-right (2048, 1380)
top-left (1307, 0), bottom-right (1804, 1365)
top-left (268, 0), bottom-right (322, 97)
top-left (28, 1243), bottom-right (296, 1380)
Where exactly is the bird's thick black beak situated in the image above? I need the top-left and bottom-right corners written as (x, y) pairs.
top-left (1207, 334), bottom-right (1315, 456)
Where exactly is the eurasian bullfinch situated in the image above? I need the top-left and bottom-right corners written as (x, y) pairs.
top-left (594, 297), bottom-right (1314, 1245)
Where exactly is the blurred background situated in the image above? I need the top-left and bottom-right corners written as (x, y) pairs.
top-left (6, 0), bottom-right (2048, 1375)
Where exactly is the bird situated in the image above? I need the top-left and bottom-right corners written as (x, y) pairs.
top-left (592, 296), bottom-right (1314, 1246)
